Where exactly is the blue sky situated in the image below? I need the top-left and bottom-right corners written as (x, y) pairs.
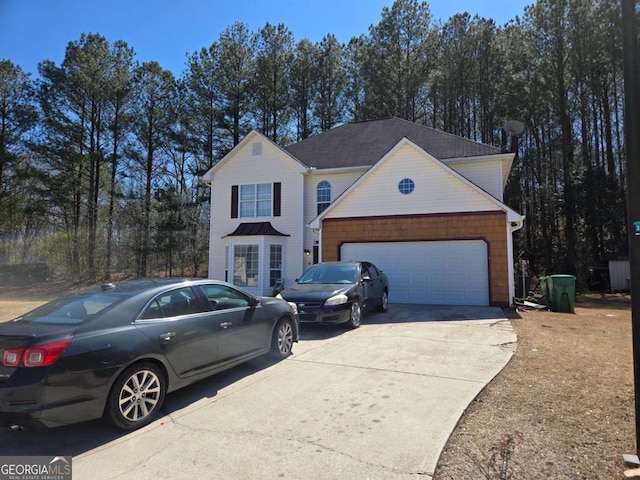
top-left (0, 0), bottom-right (532, 77)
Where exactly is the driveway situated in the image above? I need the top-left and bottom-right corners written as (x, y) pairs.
top-left (0, 305), bottom-right (516, 479)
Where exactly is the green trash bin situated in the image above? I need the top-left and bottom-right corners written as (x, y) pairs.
top-left (546, 274), bottom-right (576, 313)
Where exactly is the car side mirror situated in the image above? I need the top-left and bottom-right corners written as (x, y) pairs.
top-left (362, 274), bottom-right (371, 282)
top-left (248, 297), bottom-right (259, 308)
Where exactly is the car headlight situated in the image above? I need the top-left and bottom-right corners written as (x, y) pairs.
top-left (287, 302), bottom-right (298, 315)
top-left (325, 294), bottom-right (348, 306)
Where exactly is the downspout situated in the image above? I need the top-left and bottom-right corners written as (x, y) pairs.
top-left (203, 178), bottom-right (215, 279)
top-left (508, 217), bottom-right (526, 306)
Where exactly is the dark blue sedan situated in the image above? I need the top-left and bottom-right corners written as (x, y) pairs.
top-left (277, 261), bottom-right (389, 328)
top-left (0, 278), bottom-right (299, 430)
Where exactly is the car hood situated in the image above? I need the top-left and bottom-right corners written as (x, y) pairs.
top-left (279, 283), bottom-right (353, 302)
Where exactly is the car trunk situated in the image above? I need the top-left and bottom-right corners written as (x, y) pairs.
top-left (0, 323), bottom-right (76, 384)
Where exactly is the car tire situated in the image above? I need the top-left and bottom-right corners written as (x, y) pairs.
top-left (378, 290), bottom-right (389, 312)
top-left (105, 362), bottom-right (166, 431)
top-left (271, 318), bottom-right (294, 359)
top-left (346, 300), bottom-right (362, 329)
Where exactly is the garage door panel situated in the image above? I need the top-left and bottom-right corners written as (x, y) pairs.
top-left (341, 241), bottom-right (489, 306)
top-left (412, 275), bottom-right (429, 286)
top-left (447, 272), bottom-right (467, 284)
top-left (467, 272), bottom-right (486, 282)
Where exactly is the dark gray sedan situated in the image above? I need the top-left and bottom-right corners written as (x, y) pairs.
top-left (277, 261), bottom-right (389, 328)
top-left (0, 278), bottom-right (299, 431)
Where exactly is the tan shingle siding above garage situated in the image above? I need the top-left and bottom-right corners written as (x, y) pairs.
top-left (321, 211), bottom-right (510, 307)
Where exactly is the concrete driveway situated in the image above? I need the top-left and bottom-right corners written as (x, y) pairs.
top-left (0, 305), bottom-right (516, 479)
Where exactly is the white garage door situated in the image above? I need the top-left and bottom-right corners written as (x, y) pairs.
top-left (341, 240), bottom-right (489, 306)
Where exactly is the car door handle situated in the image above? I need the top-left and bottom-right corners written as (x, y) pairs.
top-left (220, 322), bottom-right (232, 329)
top-left (159, 332), bottom-right (176, 342)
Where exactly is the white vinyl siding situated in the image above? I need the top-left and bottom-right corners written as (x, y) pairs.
top-left (304, 170), bottom-right (364, 225)
top-left (445, 160), bottom-right (504, 201)
top-left (208, 132), bottom-right (304, 295)
top-left (327, 143), bottom-right (498, 220)
top-left (302, 169), bottom-right (365, 268)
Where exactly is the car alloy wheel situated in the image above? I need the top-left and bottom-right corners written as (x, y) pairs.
top-left (106, 362), bottom-right (166, 430)
top-left (272, 319), bottom-right (294, 358)
top-left (379, 290), bottom-right (389, 312)
top-left (347, 300), bottom-right (362, 329)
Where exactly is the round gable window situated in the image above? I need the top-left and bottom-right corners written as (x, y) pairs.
top-left (398, 178), bottom-right (415, 195)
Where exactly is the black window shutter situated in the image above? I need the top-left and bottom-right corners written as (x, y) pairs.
top-left (231, 185), bottom-right (238, 218)
top-left (273, 182), bottom-right (281, 217)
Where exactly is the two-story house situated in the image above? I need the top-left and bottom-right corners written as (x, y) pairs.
top-left (202, 117), bottom-right (524, 307)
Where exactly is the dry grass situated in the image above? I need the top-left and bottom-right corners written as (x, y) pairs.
top-left (0, 286), bottom-right (636, 478)
top-left (434, 294), bottom-right (635, 480)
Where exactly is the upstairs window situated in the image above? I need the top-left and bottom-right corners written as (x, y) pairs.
top-left (240, 183), bottom-right (271, 218)
top-left (317, 181), bottom-right (331, 215)
top-left (231, 183), bottom-right (281, 218)
top-left (398, 178), bottom-right (415, 195)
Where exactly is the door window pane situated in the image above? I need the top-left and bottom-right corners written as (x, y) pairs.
top-left (198, 284), bottom-right (250, 310)
top-left (139, 287), bottom-right (199, 319)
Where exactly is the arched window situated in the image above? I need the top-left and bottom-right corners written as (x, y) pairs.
top-left (316, 181), bottom-right (331, 214)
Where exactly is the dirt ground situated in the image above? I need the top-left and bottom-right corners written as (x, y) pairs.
top-left (0, 285), bottom-right (636, 479)
top-left (434, 294), bottom-right (635, 480)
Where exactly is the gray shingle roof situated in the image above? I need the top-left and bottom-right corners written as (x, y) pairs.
top-left (284, 117), bottom-right (501, 169)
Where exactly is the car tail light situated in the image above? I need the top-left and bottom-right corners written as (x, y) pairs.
top-left (3, 350), bottom-right (23, 367)
top-left (2, 339), bottom-right (72, 368)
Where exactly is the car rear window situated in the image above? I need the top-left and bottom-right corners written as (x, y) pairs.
top-left (14, 292), bottom-right (127, 325)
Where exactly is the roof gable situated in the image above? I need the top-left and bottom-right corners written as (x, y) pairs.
top-left (309, 138), bottom-right (522, 227)
top-left (202, 130), bottom-right (305, 183)
top-left (285, 117), bottom-right (502, 170)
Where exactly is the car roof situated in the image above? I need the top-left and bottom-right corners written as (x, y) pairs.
top-left (90, 278), bottom-right (229, 297)
top-left (312, 261), bottom-right (361, 266)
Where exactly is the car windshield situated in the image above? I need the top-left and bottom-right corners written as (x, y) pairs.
top-left (13, 291), bottom-right (127, 325)
top-left (298, 264), bottom-right (357, 285)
